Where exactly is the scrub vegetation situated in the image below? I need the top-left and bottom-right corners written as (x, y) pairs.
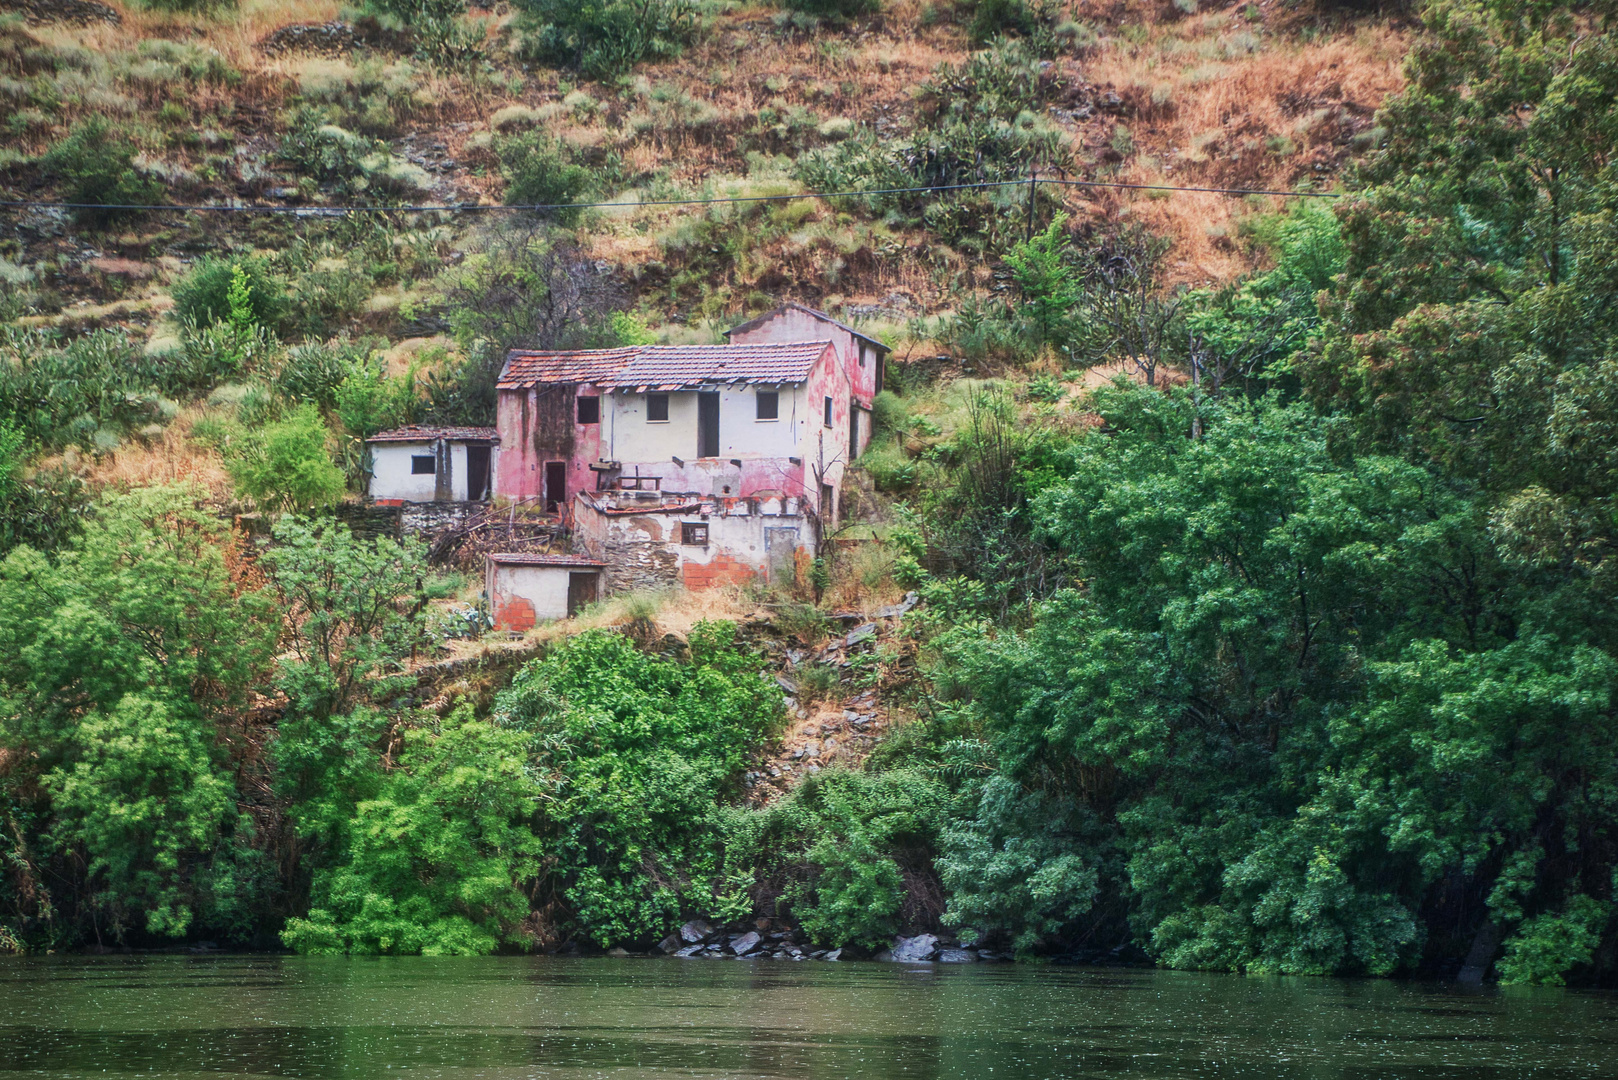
top-left (2, 0), bottom-right (1618, 989)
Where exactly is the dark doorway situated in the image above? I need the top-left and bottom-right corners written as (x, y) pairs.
top-left (544, 461), bottom-right (567, 513)
top-left (567, 572), bottom-right (598, 616)
top-left (697, 392), bottom-right (720, 457)
top-left (466, 445), bottom-right (491, 500)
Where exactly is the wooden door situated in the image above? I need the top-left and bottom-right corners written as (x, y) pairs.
top-left (566, 572), bottom-right (597, 616)
top-left (697, 392), bottom-right (720, 458)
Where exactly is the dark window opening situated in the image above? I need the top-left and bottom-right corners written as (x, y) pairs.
top-left (411, 455), bottom-right (436, 475)
top-left (577, 396), bottom-right (600, 424)
top-left (647, 394), bottom-right (669, 422)
top-left (681, 522), bottom-right (709, 546)
top-left (756, 390), bottom-right (779, 420)
top-left (824, 396), bottom-right (833, 428)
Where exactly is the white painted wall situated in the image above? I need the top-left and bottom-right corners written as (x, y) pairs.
top-left (370, 442), bottom-right (496, 502)
top-left (602, 386), bottom-right (808, 466)
top-left (489, 562), bottom-right (578, 623)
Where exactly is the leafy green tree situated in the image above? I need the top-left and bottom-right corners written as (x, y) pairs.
top-left (262, 517), bottom-right (429, 721)
top-left (225, 403), bottom-right (346, 511)
top-left (495, 623), bottom-right (779, 945)
top-left (0, 486), bottom-right (275, 941)
top-left (281, 708), bottom-right (543, 955)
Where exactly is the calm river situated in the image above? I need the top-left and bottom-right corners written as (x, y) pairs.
top-left (1, 955), bottom-right (1613, 1079)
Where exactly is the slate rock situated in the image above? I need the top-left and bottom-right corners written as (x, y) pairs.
top-left (680, 920), bottom-right (712, 943)
top-left (890, 934), bottom-right (939, 962)
top-left (937, 948), bottom-right (978, 963)
top-left (845, 623), bottom-right (877, 648)
top-left (607, 947), bottom-right (631, 958)
top-left (873, 949), bottom-right (894, 962)
top-left (729, 931), bottom-right (762, 955)
top-left (658, 933), bottom-right (682, 954)
top-left (823, 948), bottom-right (842, 961)
top-left (674, 944), bottom-right (703, 958)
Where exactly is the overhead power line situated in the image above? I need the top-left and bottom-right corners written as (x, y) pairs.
top-left (0, 175), bottom-right (1342, 216)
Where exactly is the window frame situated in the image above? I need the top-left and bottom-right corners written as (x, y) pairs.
top-left (680, 521), bottom-right (709, 546)
top-left (410, 454), bottom-right (436, 475)
top-left (577, 396), bottom-right (600, 424)
top-left (756, 390), bottom-right (779, 421)
top-left (823, 395), bottom-right (834, 428)
top-left (646, 393), bottom-right (670, 423)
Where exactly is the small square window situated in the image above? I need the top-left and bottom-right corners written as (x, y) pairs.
top-left (647, 394), bottom-right (669, 422)
top-left (858, 346), bottom-right (867, 368)
top-left (681, 522), bottom-right (709, 546)
top-left (756, 390), bottom-right (779, 421)
top-left (824, 395), bottom-right (834, 428)
top-left (577, 396), bottom-right (600, 424)
top-left (411, 455), bottom-right (436, 475)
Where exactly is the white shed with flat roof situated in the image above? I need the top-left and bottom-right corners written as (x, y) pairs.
top-left (486, 552), bottom-right (607, 630)
top-left (368, 425), bottom-right (500, 503)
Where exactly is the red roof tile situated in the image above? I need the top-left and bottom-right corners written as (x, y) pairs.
top-left (487, 552), bottom-right (607, 567)
top-left (499, 342), bottom-right (832, 390)
top-left (367, 425), bottom-right (500, 443)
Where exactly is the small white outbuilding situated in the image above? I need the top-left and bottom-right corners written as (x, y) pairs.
top-left (486, 552), bottom-right (607, 630)
top-left (367, 426), bottom-right (500, 503)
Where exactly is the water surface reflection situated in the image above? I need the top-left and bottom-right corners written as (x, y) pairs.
top-left (1, 955), bottom-right (1611, 1078)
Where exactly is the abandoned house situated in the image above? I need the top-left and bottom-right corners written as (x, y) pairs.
top-left (368, 425), bottom-right (500, 503)
top-left (485, 552), bottom-right (606, 630)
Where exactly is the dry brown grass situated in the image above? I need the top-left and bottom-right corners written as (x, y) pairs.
top-left (44, 406), bottom-right (236, 502)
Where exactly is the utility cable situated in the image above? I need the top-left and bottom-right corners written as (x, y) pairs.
top-left (0, 175), bottom-right (1342, 215)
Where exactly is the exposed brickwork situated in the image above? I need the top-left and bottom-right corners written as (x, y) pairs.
top-left (493, 596), bottom-right (537, 631)
top-left (682, 553), bottom-right (759, 590)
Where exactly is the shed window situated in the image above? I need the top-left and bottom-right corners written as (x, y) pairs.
top-left (577, 396), bottom-right (600, 424)
top-left (410, 455), bottom-right (436, 475)
top-left (824, 395), bottom-right (834, 428)
top-left (647, 394), bottom-right (669, 422)
top-left (756, 390), bottom-right (779, 421)
top-left (681, 522), bottom-right (709, 546)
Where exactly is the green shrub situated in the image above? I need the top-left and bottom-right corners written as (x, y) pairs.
top-left (171, 256), bottom-right (287, 333)
top-left (1497, 897), bottom-right (1612, 986)
top-left (495, 130), bottom-right (597, 220)
top-left (39, 117), bottom-right (163, 224)
top-left (513, 0), bottom-right (696, 80)
top-left (778, 0), bottom-right (879, 17)
top-left (224, 403), bottom-right (346, 511)
top-left (281, 707), bottom-right (542, 956)
top-left (494, 623), bottom-right (781, 946)
top-left (741, 768), bottom-right (949, 949)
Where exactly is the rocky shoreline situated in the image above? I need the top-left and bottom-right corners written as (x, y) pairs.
top-left (630, 922), bottom-right (1012, 964)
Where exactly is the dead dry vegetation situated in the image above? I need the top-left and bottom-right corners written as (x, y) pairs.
top-left (2, 0), bottom-right (1404, 333)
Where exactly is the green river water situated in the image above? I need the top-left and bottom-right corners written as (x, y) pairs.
top-left (1, 956), bottom-right (1613, 1079)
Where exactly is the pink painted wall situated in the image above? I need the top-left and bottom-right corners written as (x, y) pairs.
top-left (494, 385), bottom-right (603, 509)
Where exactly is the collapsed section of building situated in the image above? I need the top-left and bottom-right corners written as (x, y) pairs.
top-left (370, 304), bottom-right (891, 619)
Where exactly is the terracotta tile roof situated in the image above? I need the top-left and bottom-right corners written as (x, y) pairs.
top-left (487, 552), bottom-right (607, 567)
top-left (499, 342), bottom-right (832, 390)
top-left (725, 302), bottom-right (892, 352)
top-left (367, 425), bottom-right (499, 443)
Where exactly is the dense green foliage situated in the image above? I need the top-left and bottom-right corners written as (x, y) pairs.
top-left (513, 0), bottom-right (696, 80)
top-left (4, 0), bottom-right (1617, 990)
